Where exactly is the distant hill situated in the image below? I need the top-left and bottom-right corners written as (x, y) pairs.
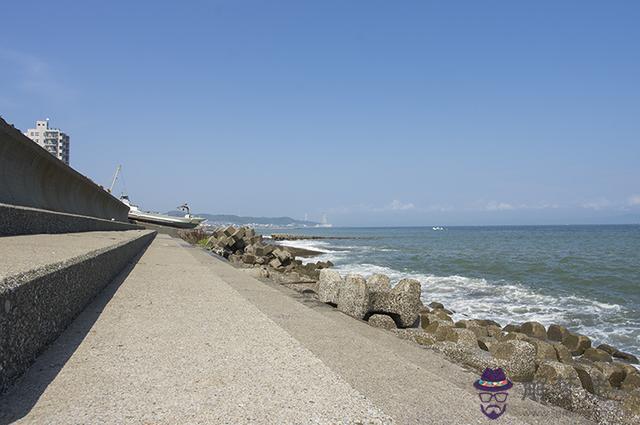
top-left (166, 211), bottom-right (320, 227)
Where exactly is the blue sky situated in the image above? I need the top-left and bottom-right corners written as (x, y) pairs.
top-left (1, 0), bottom-right (639, 226)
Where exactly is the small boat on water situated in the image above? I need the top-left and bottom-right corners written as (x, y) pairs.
top-left (432, 226), bottom-right (445, 231)
top-left (121, 196), bottom-right (206, 229)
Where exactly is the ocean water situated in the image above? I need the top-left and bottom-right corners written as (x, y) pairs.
top-left (269, 225), bottom-right (640, 358)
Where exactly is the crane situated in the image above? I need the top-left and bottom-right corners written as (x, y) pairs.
top-left (108, 165), bottom-right (121, 194)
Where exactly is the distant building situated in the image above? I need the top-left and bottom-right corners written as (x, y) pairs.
top-left (24, 119), bottom-right (70, 164)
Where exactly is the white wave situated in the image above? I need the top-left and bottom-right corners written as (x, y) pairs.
top-left (333, 262), bottom-right (638, 355)
top-left (274, 239), bottom-right (336, 253)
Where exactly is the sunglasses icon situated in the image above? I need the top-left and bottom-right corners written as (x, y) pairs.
top-left (479, 392), bottom-right (508, 403)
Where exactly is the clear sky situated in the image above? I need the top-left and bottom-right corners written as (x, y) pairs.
top-left (1, 1), bottom-right (638, 226)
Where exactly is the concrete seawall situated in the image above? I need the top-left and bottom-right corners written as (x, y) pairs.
top-left (0, 230), bottom-right (156, 393)
top-left (0, 203), bottom-right (142, 236)
top-left (0, 117), bottom-right (128, 222)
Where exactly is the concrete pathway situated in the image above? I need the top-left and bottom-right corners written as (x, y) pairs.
top-left (0, 235), bottom-right (590, 424)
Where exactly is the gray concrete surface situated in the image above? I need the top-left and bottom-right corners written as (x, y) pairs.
top-left (0, 235), bottom-right (592, 424)
top-left (0, 203), bottom-right (142, 236)
top-left (0, 230), bottom-right (155, 392)
top-left (0, 117), bottom-right (128, 221)
top-left (0, 235), bottom-right (390, 424)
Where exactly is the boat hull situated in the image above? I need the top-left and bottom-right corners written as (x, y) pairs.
top-left (128, 211), bottom-right (204, 229)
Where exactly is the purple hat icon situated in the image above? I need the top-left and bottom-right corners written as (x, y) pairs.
top-left (474, 368), bottom-right (513, 392)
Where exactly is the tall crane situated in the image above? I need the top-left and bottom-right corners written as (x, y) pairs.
top-left (108, 165), bottom-right (121, 194)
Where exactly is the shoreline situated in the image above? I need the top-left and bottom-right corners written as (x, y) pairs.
top-left (180, 226), bottom-right (640, 424)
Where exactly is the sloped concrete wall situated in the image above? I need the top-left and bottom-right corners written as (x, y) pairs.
top-left (0, 230), bottom-right (156, 392)
top-left (0, 117), bottom-right (129, 222)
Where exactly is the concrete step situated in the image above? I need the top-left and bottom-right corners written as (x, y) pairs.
top-left (0, 234), bottom-right (390, 424)
top-left (0, 229), bottom-right (156, 393)
top-left (0, 203), bottom-right (142, 236)
top-left (186, 247), bottom-right (590, 425)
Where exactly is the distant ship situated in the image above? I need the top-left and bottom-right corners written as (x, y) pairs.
top-left (432, 226), bottom-right (445, 231)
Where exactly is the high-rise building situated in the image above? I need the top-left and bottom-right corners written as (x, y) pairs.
top-left (24, 119), bottom-right (70, 165)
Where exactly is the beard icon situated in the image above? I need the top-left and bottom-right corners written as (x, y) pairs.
top-left (480, 398), bottom-right (507, 420)
top-left (474, 368), bottom-right (513, 420)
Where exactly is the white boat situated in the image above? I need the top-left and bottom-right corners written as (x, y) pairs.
top-left (121, 196), bottom-right (206, 229)
top-left (107, 165), bottom-right (205, 229)
top-left (432, 226), bottom-right (445, 231)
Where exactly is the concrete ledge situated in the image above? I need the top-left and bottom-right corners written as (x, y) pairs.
top-left (0, 203), bottom-right (142, 236)
top-left (0, 230), bottom-right (156, 392)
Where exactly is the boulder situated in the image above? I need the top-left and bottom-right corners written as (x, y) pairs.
top-left (434, 342), bottom-right (496, 373)
top-left (593, 362), bottom-right (628, 388)
top-left (231, 227), bottom-right (246, 240)
top-left (272, 248), bottom-right (293, 264)
top-left (223, 225), bottom-right (236, 237)
top-left (258, 266), bottom-right (270, 278)
top-left (467, 326), bottom-right (489, 339)
top-left (535, 360), bottom-right (581, 386)
top-left (520, 321), bottom-right (547, 340)
top-left (414, 332), bottom-right (437, 347)
top-left (528, 338), bottom-right (558, 362)
top-left (486, 325), bottom-right (503, 338)
top-left (228, 253), bottom-right (243, 264)
top-left (553, 343), bottom-right (574, 363)
top-left (596, 343), bottom-right (618, 355)
top-left (442, 328), bottom-right (478, 349)
top-left (613, 351), bottom-right (639, 364)
top-left (241, 253), bottom-right (256, 265)
top-left (428, 301), bottom-right (444, 309)
top-left (429, 308), bottom-right (452, 322)
top-left (368, 314), bottom-right (397, 330)
top-left (548, 323), bottom-right (569, 342)
top-left (254, 244), bottom-right (274, 257)
top-left (420, 312), bottom-right (453, 330)
top-left (490, 340), bottom-right (537, 381)
top-left (317, 269), bottom-right (343, 304)
top-left (582, 347), bottom-right (613, 363)
top-left (477, 337), bottom-right (498, 352)
top-left (621, 372), bottom-right (640, 391)
top-left (423, 320), bottom-right (453, 335)
top-left (268, 258), bottom-right (283, 270)
top-left (366, 274), bottom-right (391, 292)
top-left (474, 319), bottom-right (502, 328)
top-left (337, 274), bottom-right (370, 320)
top-left (503, 323), bottom-right (521, 333)
top-left (562, 333), bottom-right (591, 356)
top-left (500, 332), bottom-right (530, 342)
top-left (369, 278), bottom-right (422, 328)
top-left (573, 362), bottom-right (612, 397)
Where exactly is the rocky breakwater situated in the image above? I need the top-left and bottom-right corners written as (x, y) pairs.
top-left (179, 226), bottom-right (333, 281)
top-left (317, 270), bottom-right (639, 424)
top-left (415, 306), bottom-right (639, 424)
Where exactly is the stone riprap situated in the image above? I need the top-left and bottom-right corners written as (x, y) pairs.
top-left (179, 226), bottom-right (333, 280)
top-left (317, 271), bottom-right (423, 328)
top-left (337, 275), bottom-right (370, 319)
top-left (369, 278), bottom-right (422, 327)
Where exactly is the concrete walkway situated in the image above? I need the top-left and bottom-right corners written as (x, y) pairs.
top-left (0, 235), bottom-right (590, 424)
